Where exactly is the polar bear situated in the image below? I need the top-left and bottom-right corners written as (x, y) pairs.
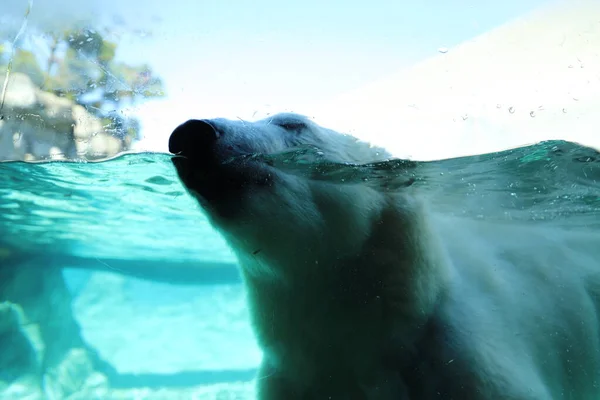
top-left (168, 113), bottom-right (600, 399)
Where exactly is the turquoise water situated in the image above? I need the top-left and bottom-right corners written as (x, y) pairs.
top-left (0, 140), bottom-right (599, 397)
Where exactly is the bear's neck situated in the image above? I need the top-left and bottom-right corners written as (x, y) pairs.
top-left (239, 192), bottom-right (450, 364)
top-left (359, 194), bottom-right (451, 330)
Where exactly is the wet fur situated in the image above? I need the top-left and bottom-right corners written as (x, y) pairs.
top-left (171, 113), bottom-right (600, 399)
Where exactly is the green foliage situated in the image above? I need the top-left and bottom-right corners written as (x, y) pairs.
top-left (2, 27), bottom-right (165, 144)
top-left (12, 49), bottom-right (45, 85)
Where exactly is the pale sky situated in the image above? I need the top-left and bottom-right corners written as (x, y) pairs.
top-left (4, 0), bottom-right (552, 153)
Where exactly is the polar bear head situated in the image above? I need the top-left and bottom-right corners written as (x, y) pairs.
top-left (168, 113), bottom-right (396, 279)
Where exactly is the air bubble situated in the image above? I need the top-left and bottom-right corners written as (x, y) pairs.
top-left (508, 107), bottom-right (515, 114)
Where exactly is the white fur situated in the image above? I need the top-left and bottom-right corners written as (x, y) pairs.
top-left (176, 113), bottom-right (600, 399)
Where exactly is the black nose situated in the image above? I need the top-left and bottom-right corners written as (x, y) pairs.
top-left (168, 119), bottom-right (219, 157)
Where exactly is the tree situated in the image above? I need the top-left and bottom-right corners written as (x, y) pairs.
top-left (0, 25), bottom-right (165, 144)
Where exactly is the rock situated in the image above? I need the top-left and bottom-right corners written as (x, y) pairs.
top-left (0, 72), bottom-right (127, 161)
top-left (71, 270), bottom-right (260, 375)
top-left (82, 132), bottom-right (123, 159)
top-left (0, 302), bottom-right (44, 400)
top-left (1, 72), bottom-right (36, 108)
top-left (42, 348), bottom-right (109, 400)
top-left (71, 104), bottom-right (104, 141)
top-left (0, 262), bottom-right (109, 399)
top-left (108, 381), bottom-right (255, 400)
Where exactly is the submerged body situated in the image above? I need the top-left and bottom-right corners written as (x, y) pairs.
top-left (168, 113), bottom-right (600, 399)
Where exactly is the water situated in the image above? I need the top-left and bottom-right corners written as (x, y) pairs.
top-left (0, 140), bottom-right (599, 398)
top-left (258, 139), bottom-right (600, 225)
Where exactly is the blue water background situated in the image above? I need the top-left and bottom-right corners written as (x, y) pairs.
top-left (0, 140), bottom-right (598, 391)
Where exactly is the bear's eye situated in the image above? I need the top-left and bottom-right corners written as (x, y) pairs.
top-left (273, 120), bottom-right (307, 132)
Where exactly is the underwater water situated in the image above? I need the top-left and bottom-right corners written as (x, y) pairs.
top-left (0, 140), bottom-right (599, 399)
